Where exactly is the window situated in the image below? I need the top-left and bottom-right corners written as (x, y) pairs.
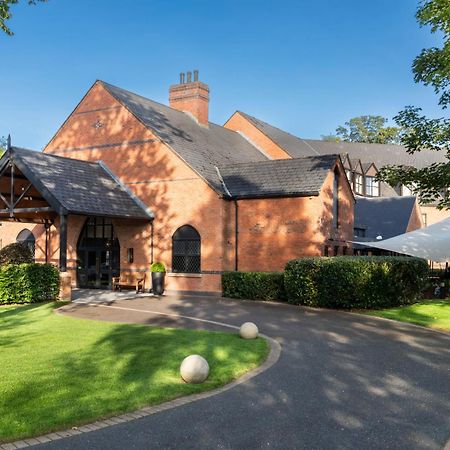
top-left (354, 227), bottom-right (366, 238)
top-left (79, 217), bottom-right (114, 244)
top-left (324, 245), bottom-right (329, 257)
top-left (333, 169), bottom-right (339, 229)
top-left (16, 229), bottom-right (35, 259)
top-left (365, 176), bottom-right (380, 197)
top-left (345, 170), bottom-right (353, 183)
top-left (127, 248), bottom-right (134, 263)
top-left (355, 174), bottom-right (364, 194)
top-left (172, 225), bottom-right (201, 273)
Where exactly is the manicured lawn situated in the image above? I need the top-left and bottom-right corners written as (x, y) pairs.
top-left (0, 302), bottom-right (268, 443)
top-left (365, 299), bottom-right (450, 332)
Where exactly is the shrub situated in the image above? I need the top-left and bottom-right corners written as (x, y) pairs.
top-left (222, 271), bottom-right (286, 301)
top-left (150, 262), bottom-right (166, 272)
top-left (284, 256), bottom-right (429, 309)
top-left (0, 263), bottom-right (60, 304)
top-left (0, 243), bottom-right (33, 266)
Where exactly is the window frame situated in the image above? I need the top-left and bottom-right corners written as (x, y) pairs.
top-left (365, 176), bottom-right (380, 197)
top-left (354, 173), bottom-right (364, 195)
top-left (172, 225), bottom-right (201, 274)
top-left (16, 229), bottom-right (35, 260)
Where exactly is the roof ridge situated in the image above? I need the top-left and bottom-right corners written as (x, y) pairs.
top-left (219, 153), bottom-right (338, 169)
top-left (12, 147), bottom-right (99, 166)
top-left (101, 80), bottom-right (229, 129)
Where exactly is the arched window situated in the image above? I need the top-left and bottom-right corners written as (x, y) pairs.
top-left (172, 225), bottom-right (201, 273)
top-left (16, 229), bottom-right (35, 259)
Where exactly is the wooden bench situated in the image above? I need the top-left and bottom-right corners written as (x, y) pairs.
top-left (112, 273), bottom-right (146, 293)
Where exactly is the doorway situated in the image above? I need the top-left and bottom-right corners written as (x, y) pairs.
top-left (77, 217), bottom-right (120, 288)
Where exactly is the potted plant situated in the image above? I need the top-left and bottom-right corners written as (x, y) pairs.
top-left (151, 262), bottom-right (166, 295)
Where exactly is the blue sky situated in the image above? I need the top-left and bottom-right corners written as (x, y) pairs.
top-left (0, 0), bottom-right (444, 150)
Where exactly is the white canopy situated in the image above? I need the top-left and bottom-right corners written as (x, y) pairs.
top-left (354, 216), bottom-right (450, 263)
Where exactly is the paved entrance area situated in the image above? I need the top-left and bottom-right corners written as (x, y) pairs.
top-left (36, 295), bottom-right (450, 449)
top-left (72, 288), bottom-right (151, 304)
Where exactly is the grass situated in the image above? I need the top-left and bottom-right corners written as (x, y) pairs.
top-left (364, 299), bottom-right (450, 332)
top-left (0, 302), bottom-right (269, 443)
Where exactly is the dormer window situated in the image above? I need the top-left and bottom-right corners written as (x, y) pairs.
top-left (355, 174), bottom-right (364, 194)
top-left (365, 176), bottom-right (379, 196)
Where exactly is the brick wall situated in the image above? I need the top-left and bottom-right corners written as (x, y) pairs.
top-left (232, 164), bottom-right (354, 272)
top-left (224, 112), bottom-right (291, 159)
top-left (45, 82), bottom-right (227, 293)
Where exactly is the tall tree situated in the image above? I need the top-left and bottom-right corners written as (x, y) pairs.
top-left (378, 0), bottom-right (450, 209)
top-left (330, 115), bottom-right (402, 144)
top-left (0, 0), bottom-right (46, 36)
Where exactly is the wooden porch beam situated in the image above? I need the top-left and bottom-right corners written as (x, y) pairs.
top-left (0, 206), bottom-right (54, 214)
top-left (13, 183), bottom-right (33, 208)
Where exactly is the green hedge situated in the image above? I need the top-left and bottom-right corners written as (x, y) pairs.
top-left (222, 271), bottom-right (286, 301)
top-left (284, 256), bottom-right (429, 309)
top-left (0, 263), bottom-right (60, 304)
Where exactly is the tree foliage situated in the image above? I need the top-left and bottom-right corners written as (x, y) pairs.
top-left (0, 0), bottom-right (46, 36)
top-left (336, 115), bottom-right (401, 144)
top-left (378, 0), bottom-right (450, 209)
top-left (323, 115), bottom-right (402, 144)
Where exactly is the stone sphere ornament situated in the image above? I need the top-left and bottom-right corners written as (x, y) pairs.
top-left (239, 322), bottom-right (259, 339)
top-left (180, 355), bottom-right (210, 384)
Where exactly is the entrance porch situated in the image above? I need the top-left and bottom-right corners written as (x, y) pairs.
top-left (0, 145), bottom-right (153, 292)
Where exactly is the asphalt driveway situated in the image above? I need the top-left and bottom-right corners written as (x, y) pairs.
top-left (34, 294), bottom-right (450, 450)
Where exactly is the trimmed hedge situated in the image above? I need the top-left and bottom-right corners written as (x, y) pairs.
top-left (0, 263), bottom-right (60, 304)
top-left (284, 256), bottom-right (429, 309)
top-left (222, 271), bottom-right (286, 301)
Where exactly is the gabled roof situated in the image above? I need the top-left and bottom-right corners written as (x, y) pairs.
top-left (4, 147), bottom-right (152, 219)
top-left (236, 111), bottom-right (321, 158)
top-left (236, 111), bottom-right (446, 169)
top-left (354, 196), bottom-right (418, 241)
top-left (350, 159), bottom-right (364, 174)
top-left (361, 162), bottom-right (377, 174)
top-left (219, 154), bottom-right (339, 199)
top-left (100, 82), bottom-right (268, 197)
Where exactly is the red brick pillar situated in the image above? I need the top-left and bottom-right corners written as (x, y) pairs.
top-left (59, 272), bottom-right (72, 301)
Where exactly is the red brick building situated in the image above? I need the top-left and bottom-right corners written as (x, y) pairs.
top-left (0, 74), bottom-right (354, 294)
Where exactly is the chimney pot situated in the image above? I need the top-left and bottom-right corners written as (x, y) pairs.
top-left (169, 72), bottom-right (209, 126)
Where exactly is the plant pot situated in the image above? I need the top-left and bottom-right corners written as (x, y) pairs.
top-left (152, 272), bottom-right (165, 295)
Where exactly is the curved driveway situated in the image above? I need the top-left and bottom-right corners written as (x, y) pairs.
top-left (37, 295), bottom-right (450, 450)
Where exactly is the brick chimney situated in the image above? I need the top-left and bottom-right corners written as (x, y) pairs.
top-left (169, 70), bottom-right (209, 126)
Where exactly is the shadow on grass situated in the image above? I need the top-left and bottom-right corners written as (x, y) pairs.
top-left (0, 303), bottom-right (267, 442)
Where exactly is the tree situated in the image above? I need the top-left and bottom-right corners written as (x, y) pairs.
top-left (329, 115), bottom-right (402, 144)
top-left (0, 136), bottom-right (6, 152)
top-left (378, 0), bottom-right (450, 209)
top-left (321, 134), bottom-right (341, 142)
top-left (0, 0), bottom-right (46, 36)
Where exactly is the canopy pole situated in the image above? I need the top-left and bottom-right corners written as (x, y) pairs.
top-left (59, 214), bottom-right (67, 272)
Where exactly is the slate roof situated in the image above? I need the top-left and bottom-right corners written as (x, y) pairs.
top-left (6, 147), bottom-right (152, 219)
top-left (354, 196), bottom-right (418, 242)
top-left (219, 155), bottom-right (339, 199)
top-left (101, 82), bottom-right (268, 196)
top-left (238, 111), bottom-right (446, 169)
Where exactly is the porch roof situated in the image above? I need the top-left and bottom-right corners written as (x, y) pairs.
top-left (0, 147), bottom-right (153, 221)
